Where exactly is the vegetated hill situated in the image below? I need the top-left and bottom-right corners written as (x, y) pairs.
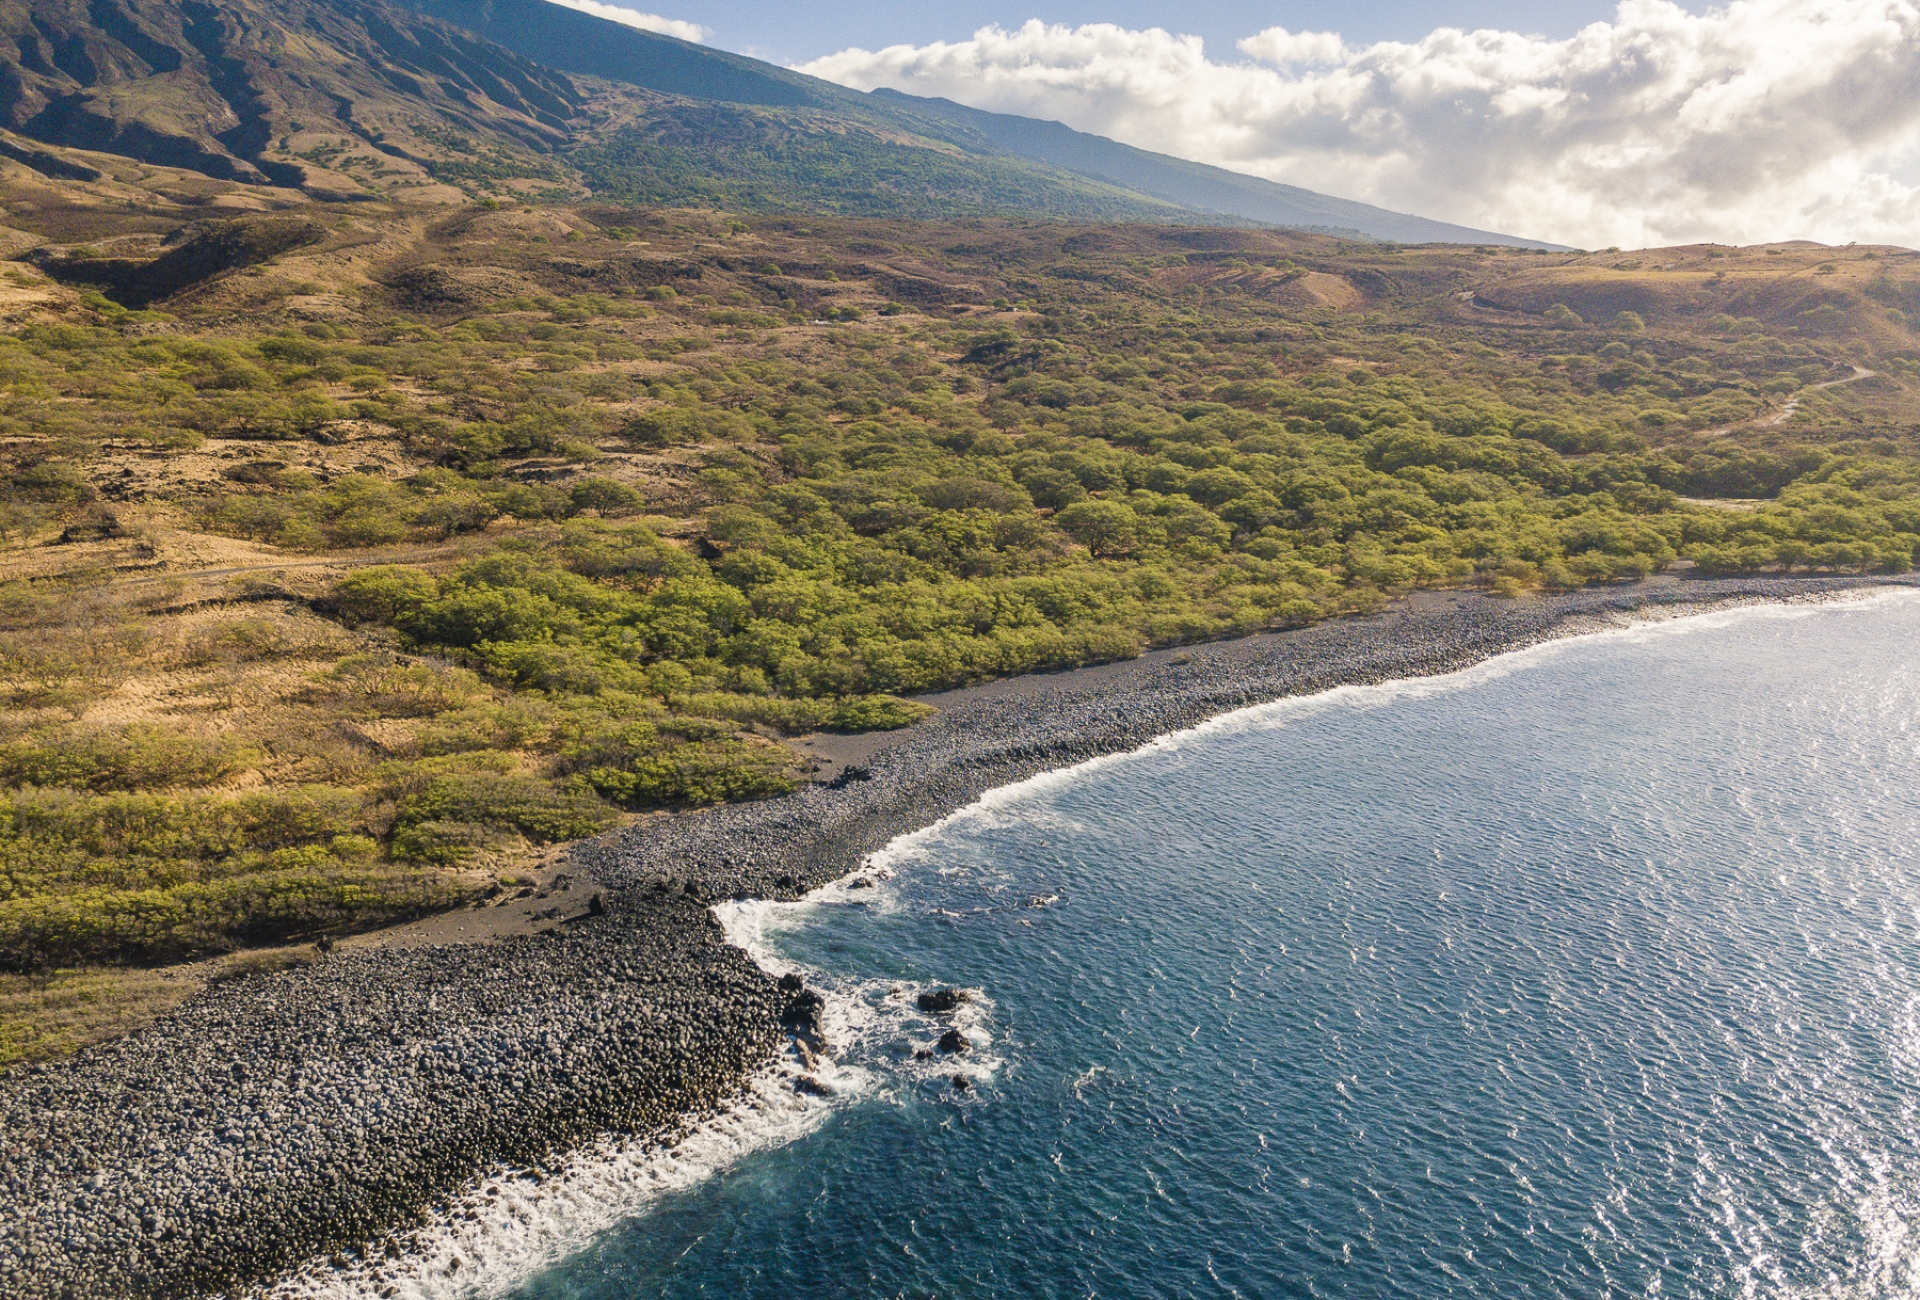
top-left (0, 0), bottom-right (593, 201)
top-left (0, 0), bottom-right (1556, 240)
top-left (392, 0), bottom-right (1555, 245)
top-left (563, 93), bottom-right (1203, 224)
top-left (1470, 242), bottom-right (1920, 346)
top-left (1, 197), bottom-right (1918, 1070)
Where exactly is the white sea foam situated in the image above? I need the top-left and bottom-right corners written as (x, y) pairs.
top-left (252, 584), bottom-right (1917, 1298)
top-left (716, 875), bottom-right (1004, 1091)
top-left (254, 860), bottom-right (996, 1300)
top-left (251, 1064), bottom-right (842, 1300)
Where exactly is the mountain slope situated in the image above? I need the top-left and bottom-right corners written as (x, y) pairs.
top-left (565, 98), bottom-right (1215, 224)
top-left (399, 0), bottom-right (827, 107)
top-left (387, 0), bottom-right (1556, 246)
top-left (874, 91), bottom-right (1562, 248)
top-left (0, 0), bottom-right (591, 199)
top-left (0, 0), bottom-right (1557, 242)
top-left (0, 0), bottom-right (1228, 224)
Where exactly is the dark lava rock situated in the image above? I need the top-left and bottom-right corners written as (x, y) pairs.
top-left (782, 989), bottom-right (827, 1034)
top-left (937, 1028), bottom-right (970, 1054)
top-left (826, 765), bottom-right (871, 790)
top-left (917, 988), bottom-right (970, 1013)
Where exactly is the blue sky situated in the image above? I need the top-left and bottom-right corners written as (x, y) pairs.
top-left (671, 1), bottom-right (1681, 64)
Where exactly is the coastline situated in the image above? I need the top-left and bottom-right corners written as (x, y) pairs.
top-left (3, 574), bottom-right (1915, 1299)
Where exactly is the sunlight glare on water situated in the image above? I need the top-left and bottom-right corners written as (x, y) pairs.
top-left (508, 593), bottom-right (1920, 1300)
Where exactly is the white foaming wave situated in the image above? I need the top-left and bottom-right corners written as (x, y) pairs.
top-left (258, 870), bottom-right (903, 1300)
top-left (257, 862), bottom-right (999, 1300)
top-left (714, 862), bottom-right (908, 960)
top-left (716, 870), bottom-right (1004, 1091)
top-left (253, 1061), bottom-right (847, 1300)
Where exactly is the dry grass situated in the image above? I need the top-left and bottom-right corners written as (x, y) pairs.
top-left (0, 965), bottom-right (206, 1068)
top-left (0, 944), bottom-right (329, 1068)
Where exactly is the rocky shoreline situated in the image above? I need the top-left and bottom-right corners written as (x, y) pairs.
top-left (2, 575), bottom-right (1912, 1299)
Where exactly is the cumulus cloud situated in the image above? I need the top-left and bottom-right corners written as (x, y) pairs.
top-left (800, 0), bottom-right (1920, 250)
top-left (540, 0), bottom-right (707, 44)
top-left (1236, 28), bottom-right (1347, 68)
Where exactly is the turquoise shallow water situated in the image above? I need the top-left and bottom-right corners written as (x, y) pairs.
top-left (518, 594), bottom-right (1920, 1299)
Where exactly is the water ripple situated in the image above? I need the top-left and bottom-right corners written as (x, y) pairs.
top-left (498, 594), bottom-right (1920, 1299)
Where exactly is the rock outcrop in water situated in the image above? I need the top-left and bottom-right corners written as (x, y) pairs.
top-left (2, 576), bottom-right (1913, 1299)
top-left (917, 988), bottom-right (970, 1013)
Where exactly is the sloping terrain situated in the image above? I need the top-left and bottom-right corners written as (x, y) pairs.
top-left (869, 90), bottom-right (1563, 246)
top-left (1471, 242), bottom-right (1918, 346)
top-left (393, 0), bottom-right (1554, 244)
top-left (0, 0), bottom-right (1552, 240)
top-left (1, 201), bottom-right (1918, 1073)
top-left (0, 0), bottom-right (592, 201)
top-left (0, 1), bottom-right (1915, 1073)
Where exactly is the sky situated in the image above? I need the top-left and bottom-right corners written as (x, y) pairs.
top-left (571, 2), bottom-right (1663, 65)
top-left (547, 0), bottom-right (1920, 251)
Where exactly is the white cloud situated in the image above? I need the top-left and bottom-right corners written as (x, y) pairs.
top-left (799, 1), bottom-right (1920, 250)
top-left (1237, 28), bottom-right (1347, 68)
top-left (539, 0), bottom-right (707, 44)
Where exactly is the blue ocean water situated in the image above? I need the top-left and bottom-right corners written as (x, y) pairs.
top-left (520, 594), bottom-right (1920, 1299)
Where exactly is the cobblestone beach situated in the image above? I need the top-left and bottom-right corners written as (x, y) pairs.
top-left (3, 576), bottom-right (1909, 1300)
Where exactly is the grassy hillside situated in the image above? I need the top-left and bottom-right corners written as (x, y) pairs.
top-left (392, 0), bottom-right (1549, 244)
top-left (0, 199), bottom-right (1915, 1065)
top-left (0, 0), bottom-right (592, 201)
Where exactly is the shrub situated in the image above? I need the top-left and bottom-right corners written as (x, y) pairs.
top-left (582, 741), bottom-right (795, 807)
top-left (332, 566), bottom-right (440, 625)
top-left (0, 726), bottom-right (257, 793)
top-left (1055, 499), bottom-right (1140, 556)
top-left (391, 769), bottom-right (618, 861)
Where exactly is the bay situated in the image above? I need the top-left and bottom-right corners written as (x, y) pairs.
top-left (517, 593), bottom-right (1920, 1299)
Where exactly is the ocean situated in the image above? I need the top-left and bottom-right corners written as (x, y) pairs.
top-left (318, 592), bottom-right (1920, 1299)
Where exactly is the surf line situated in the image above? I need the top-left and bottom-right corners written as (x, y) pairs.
top-left (257, 858), bottom-right (991, 1300)
top-left (860, 584), bottom-right (1920, 876)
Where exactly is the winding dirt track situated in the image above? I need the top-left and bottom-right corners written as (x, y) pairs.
top-left (1762, 364), bottom-right (1876, 427)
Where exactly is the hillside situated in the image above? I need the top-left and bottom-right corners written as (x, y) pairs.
top-left (0, 0), bottom-right (1550, 240)
top-left (0, 190), bottom-right (1915, 1065)
top-left (0, 0), bottom-right (1917, 1079)
top-left (866, 89), bottom-right (1563, 246)
top-left (0, 0), bottom-right (592, 201)
top-left (392, 0), bottom-right (1554, 244)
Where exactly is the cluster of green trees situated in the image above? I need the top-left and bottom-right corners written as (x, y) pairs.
top-left (2, 212), bottom-right (1917, 975)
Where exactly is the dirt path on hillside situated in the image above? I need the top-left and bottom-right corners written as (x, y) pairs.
top-left (1762, 364), bottom-right (1876, 427)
